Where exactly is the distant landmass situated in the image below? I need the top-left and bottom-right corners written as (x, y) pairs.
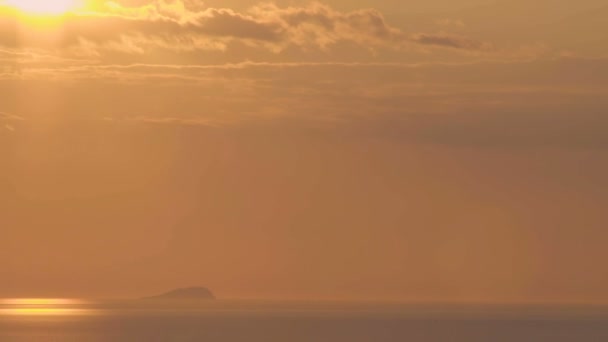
top-left (143, 287), bottom-right (216, 300)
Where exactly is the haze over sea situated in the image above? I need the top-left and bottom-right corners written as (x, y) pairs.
top-left (2, 1), bottom-right (608, 341)
top-left (2, 299), bottom-right (608, 341)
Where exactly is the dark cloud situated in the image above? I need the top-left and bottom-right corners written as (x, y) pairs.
top-left (197, 8), bottom-right (283, 41)
top-left (412, 33), bottom-right (488, 50)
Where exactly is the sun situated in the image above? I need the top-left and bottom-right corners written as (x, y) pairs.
top-left (3, 0), bottom-right (83, 15)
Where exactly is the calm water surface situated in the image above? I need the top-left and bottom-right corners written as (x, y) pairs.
top-left (2, 299), bottom-right (608, 341)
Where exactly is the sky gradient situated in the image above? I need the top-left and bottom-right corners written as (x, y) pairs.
top-left (1, 0), bottom-right (608, 302)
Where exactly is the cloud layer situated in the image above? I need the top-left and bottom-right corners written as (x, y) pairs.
top-left (0, 1), bottom-right (607, 149)
top-left (0, 0), bottom-right (487, 57)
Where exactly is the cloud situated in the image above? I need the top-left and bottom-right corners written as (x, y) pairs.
top-left (0, 1), bottom-right (487, 56)
top-left (412, 33), bottom-right (486, 50)
top-left (3, 57), bottom-right (608, 149)
top-left (435, 19), bottom-right (465, 28)
top-left (0, 111), bottom-right (24, 121)
top-left (0, 112), bottom-right (23, 133)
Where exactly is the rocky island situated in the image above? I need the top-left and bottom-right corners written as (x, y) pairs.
top-left (143, 287), bottom-right (216, 300)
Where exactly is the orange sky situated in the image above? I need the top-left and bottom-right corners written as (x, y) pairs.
top-left (1, 0), bottom-right (608, 302)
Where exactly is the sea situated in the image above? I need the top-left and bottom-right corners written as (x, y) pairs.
top-left (2, 299), bottom-right (608, 341)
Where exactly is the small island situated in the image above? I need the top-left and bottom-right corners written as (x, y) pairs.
top-left (143, 287), bottom-right (216, 300)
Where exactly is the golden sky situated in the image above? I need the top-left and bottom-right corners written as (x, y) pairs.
top-left (1, 0), bottom-right (608, 302)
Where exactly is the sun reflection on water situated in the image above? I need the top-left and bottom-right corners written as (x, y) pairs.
top-left (0, 298), bottom-right (95, 316)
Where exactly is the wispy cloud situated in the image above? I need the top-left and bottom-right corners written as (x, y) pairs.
top-left (0, 111), bottom-right (24, 121)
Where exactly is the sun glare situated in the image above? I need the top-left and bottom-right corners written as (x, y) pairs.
top-left (0, 298), bottom-right (94, 316)
top-left (3, 0), bottom-right (82, 15)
